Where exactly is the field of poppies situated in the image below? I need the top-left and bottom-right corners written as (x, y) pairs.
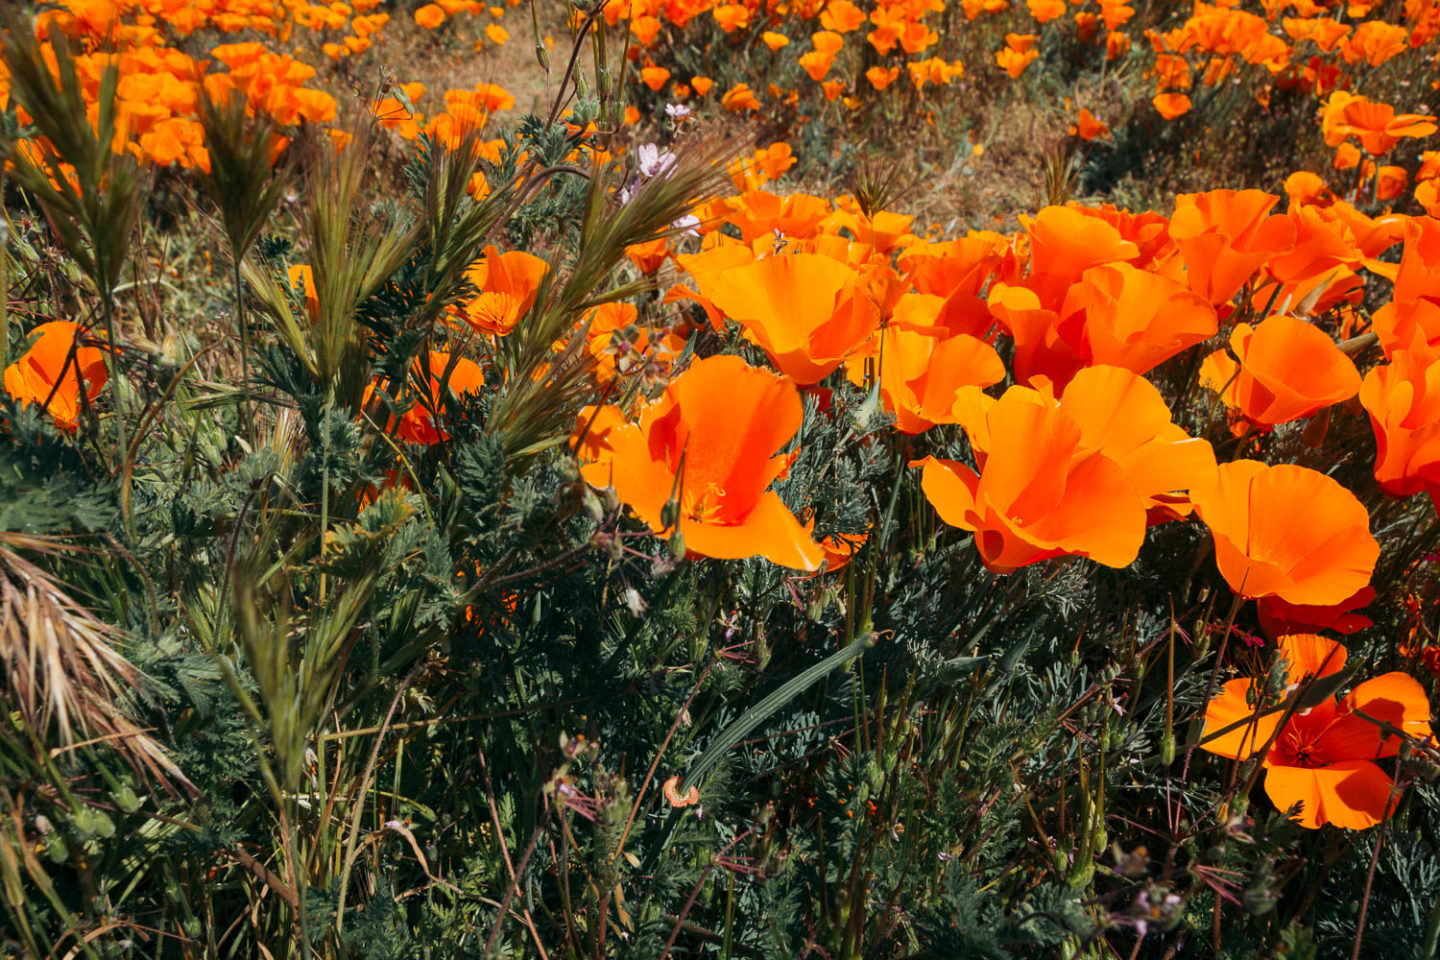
top-left (2, 0), bottom-right (1440, 956)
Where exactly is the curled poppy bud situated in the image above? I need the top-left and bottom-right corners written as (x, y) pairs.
top-left (662, 776), bottom-right (699, 808)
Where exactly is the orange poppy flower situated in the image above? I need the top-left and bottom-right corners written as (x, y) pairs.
top-left (844, 294), bottom-right (1005, 433)
top-left (719, 190), bottom-right (833, 243)
top-left (1065, 202), bottom-right (1175, 270)
top-left (1376, 165), bottom-right (1408, 202)
top-left (1152, 93), bottom-right (1191, 119)
top-left (1373, 217), bottom-right (1440, 359)
top-left (1198, 314), bottom-right (1360, 428)
top-left (454, 246), bottom-right (548, 336)
top-left (985, 205), bottom-right (1141, 383)
top-left (1169, 189), bottom-right (1297, 305)
top-left (915, 382), bottom-right (1148, 573)
top-left (754, 142), bottom-right (797, 180)
top-left (1046, 365), bottom-right (1217, 521)
top-left (640, 65), bottom-right (671, 92)
top-left (1069, 108), bottom-right (1109, 140)
top-left (666, 243), bottom-right (756, 331)
top-left (1024, 204), bottom-right (1140, 306)
top-left (364, 351), bottom-right (486, 445)
top-left (995, 45), bottom-right (1039, 78)
top-left (1189, 460), bottom-right (1378, 605)
top-left (694, 253), bottom-right (879, 384)
top-left (820, 0), bottom-right (867, 32)
top-left (1028, 0), bottom-right (1067, 22)
top-left (1283, 171), bottom-right (1332, 208)
top-left (865, 65), bottom-right (899, 90)
top-left (574, 354), bottom-right (824, 570)
top-left (1202, 634), bottom-right (1431, 829)
top-left (1325, 95), bottom-right (1438, 156)
top-left (1359, 349), bottom-right (1440, 507)
top-left (721, 83), bottom-right (760, 112)
top-left (2, 321), bottom-right (107, 429)
top-left (1055, 262), bottom-right (1218, 378)
top-left (1257, 587), bottom-right (1375, 640)
top-left (1264, 204), bottom-right (1361, 288)
top-left (624, 237), bottom-right (669, 275)
top-left (821, 203), bottom-right (915, 255)
top-left (899, 230), bottom-right (1014, 338)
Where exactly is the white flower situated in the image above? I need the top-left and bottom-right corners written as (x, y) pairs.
top-left (636, 142), bottom-right (676, 180)
top-left (665, 102), bottom-right (692, 120)
top-left (671, 213), bottom-right (701, 236)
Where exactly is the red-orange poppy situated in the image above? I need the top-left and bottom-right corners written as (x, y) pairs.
top-left (1359, 349), bottom-right (1440, 508)
top-left (574, 354), bottom-right (824, 569)
top-left (844, 294), bottom-right (1006, 433)
top-left (666, 243), bottom-right (756, 331)
top-left (915, 383), bottom-right (1148, 573)
top-left (363, 351), bottom-right (486, 445)
top-left (1047, 365), bottom-right (1217, 522)
top-left (454, 246), bottom-right (548, 336)
top-left (1257, 587), bottom-right (1375, 640)
top-left (2, 321), bottom-right (107, 429)
top-left (625, 237), bottom-right (669, 275)
top-left (695, 253), bottom-right (879, 384)
top-left (1373, 217), bottom-right (1440, 360)
top-left (1169, 189), bottom-right (1297, 305)
top-left (1198, 314), bottom-right (1361, 428)
top-left (1326, 97), bottom-right (1437, 156)
top-left (1056, 262), bottom-right (1218, 377)
top-left (1202, 634), bottom-right (1431, 829)
top-left (1069, 108), bottom-right (1109, 140)
top-left (897, 230), bottom-right (1014, 339)
top-left (1189, 460), bottom-right (1378, 605)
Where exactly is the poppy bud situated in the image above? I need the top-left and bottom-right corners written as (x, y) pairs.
top-left (806, 596), bottom-right (825, 620)
top-left (1243, 885), bottom-right (1278, 916)
top-left (1160, 733), bottom-right (1175, 766)
top-left (582, 487), bottom-right (604, 523)
top-left (534, 41), bottom-right (548, 71)
top-left (668, 531), bottom-right (686, 560)
top-left (1051, 848), bottom-right (1069, 873)
top-left (597, 64), bottom-right (611, 98)
top-left (660, 498), bottom-right (680, 531)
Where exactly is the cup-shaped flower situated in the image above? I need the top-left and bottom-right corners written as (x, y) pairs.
top-left (915, 383), bottom-right (1148, 573)
top-left (695, 253), bottom-right (879, 384)
top-left (1358, 349), bottom-right (1440, 507)
top-left (455, 246), bottom-right (548, 336)
top-left (1056, 262), bottom-right (1218, 377)
top-left (3, 321), bottom-right (107, 429)
top-left (1198, 315), bottom-right (1360, 428)
top-left (1373, 217), bottom-right (1440, 359)
top-left (1049, 365), bottom-right (1217, 521)
top-left (1202, 634), bottom-right (1432, 829)
top-left (845, 294), bottom-right (1006, 433)
top-left (1189, 460), bottom-right (1378, 605)
top-left (574, 354), bottom-right (824, 570)
top-left (1170, 189), bottom-right (1296, 305)
top-left (1326, 97), bottom-right (1437, 156)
